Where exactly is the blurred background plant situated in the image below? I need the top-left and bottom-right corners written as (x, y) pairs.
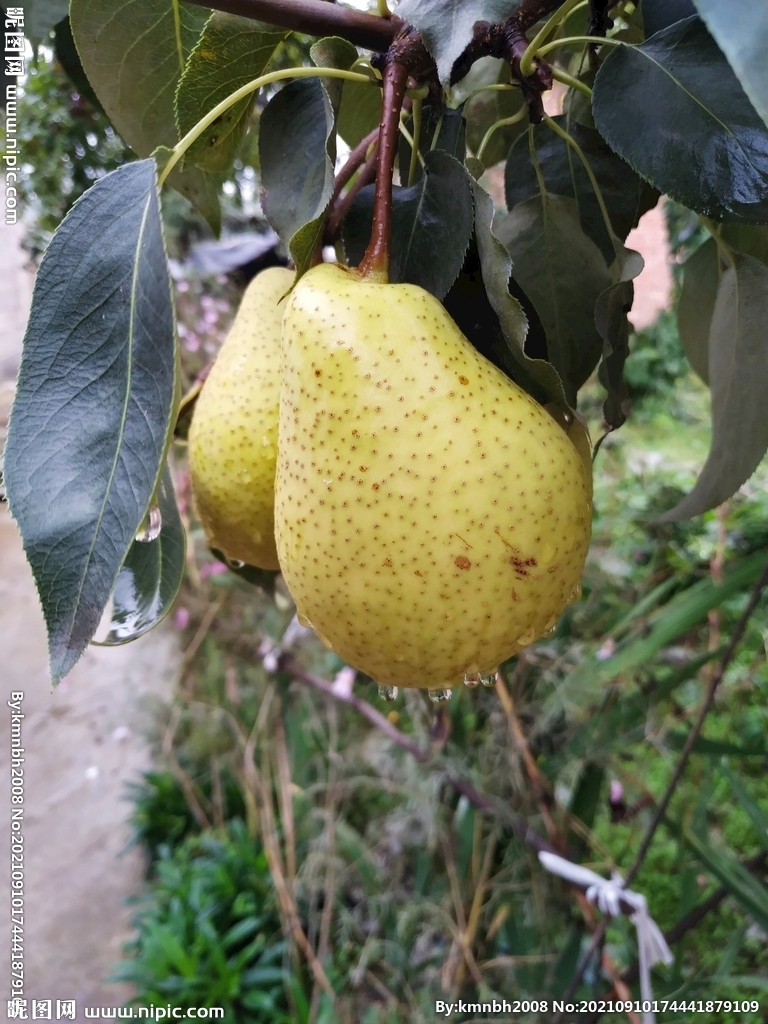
top-left (14, 27), bottom-right (768, 1024)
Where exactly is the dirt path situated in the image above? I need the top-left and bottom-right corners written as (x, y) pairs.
top-left (0, 221), bottom-right (179, 1012)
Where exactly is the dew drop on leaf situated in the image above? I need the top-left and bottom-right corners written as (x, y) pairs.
top-left (135, 505), bottom-right (162, 543)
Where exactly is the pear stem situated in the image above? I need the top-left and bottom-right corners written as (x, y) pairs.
top-left (357, 56), bottom-right (409, 282)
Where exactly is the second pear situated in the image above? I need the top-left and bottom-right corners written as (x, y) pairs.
top-left (188, 266), bottom-right (293, 570)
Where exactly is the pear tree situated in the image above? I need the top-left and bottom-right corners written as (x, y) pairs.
top-left (5, 0), bottom-right (768, 695)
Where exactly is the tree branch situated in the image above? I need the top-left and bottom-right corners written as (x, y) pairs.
top-left (280, 655), bottom-right (559, 856)
top-left (182, 0), bottom-right (397, 51)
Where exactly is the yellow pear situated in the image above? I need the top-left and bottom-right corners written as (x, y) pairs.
top-left (275, 263), bottom-right (592, 692)
top-left (188, 266), bottom-right (293, 570)
top-left (545, 405), bottom-right (594, 506)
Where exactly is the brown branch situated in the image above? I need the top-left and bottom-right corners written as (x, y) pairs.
top-left (326, 139), bottom-right (379, 243)
top-left (182, 0), bottom-right (397, 51)
top-left (331, 127), bottom-right (379, 203)
top-left (357, 48), bottom-right (410, 280)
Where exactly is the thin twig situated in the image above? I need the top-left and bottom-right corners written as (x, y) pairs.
top-left (331, 127), bottom-right (379, 203)
top-left (495, 671), bottom-right (559, 843)
top-left (325, 142), bottom-right (379, 242)
top-left (283, 656), bottom-right (561, 858)
top-left (451, 829), bottom-right (499, 997)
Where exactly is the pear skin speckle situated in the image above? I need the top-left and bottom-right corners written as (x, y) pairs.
top-left (189, 266), bottom-right (293, 570)
top-left (275, 263), bottom-right (592, 690)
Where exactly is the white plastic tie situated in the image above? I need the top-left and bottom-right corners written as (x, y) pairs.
top-left (539, 851), bottom-right (673, 1024)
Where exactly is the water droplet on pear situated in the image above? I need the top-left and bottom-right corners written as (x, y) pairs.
top-left (428, 688), bottom-right (453, 703)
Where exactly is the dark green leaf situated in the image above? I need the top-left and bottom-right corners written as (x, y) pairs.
top-left (563, 71), bottom-right (596, 129)
top-left (593, 17), bottom-right (768, 222)
top-left (470, 181), bottom-right (568, 408)
top-left (175, 12), bottom-right (286, 173)
top-left (568, 763), bottom-right (604, 855)
top-left (596, 241), bottom-right (645, 427)
top-left (693, 0), bottom-right (768, 129)
top-left (495, 194), bottom-right (613, 403)
top-left (553, 549), bottom-right (768, 706)
top-left (718, 763), bottom-right (768, 837)
top-left (54, 17), bottom-right (104, 112)
top-left (342, 149), bottom-right (474, 301)
top-left (398, 107), bottom-right (466, 186)
top-left (69, 0), bottom-right (220, 231)
top-left (505, 117), bottom-right (659, 264)
top-left (677, 237), bottom-right (719, 384)
top-left (337, 77), bottom-right (382, 150)
top-left (23, 0), bottom-right (69, 43)
top-left (464, 58), bottom-right (527, 167)
top-left (209, 549), bottom-right (278, 596)
top-left (95, 467), bottom-right (185, 646)
top-left (4, 160), bottom-right (177, 683)
top-left (310, 36), bottom-right (358, 119)
top-left (395, 0), bottom-right (523, 82)
top-left (660, 252), bottom-right (768, 520)
top-left (640, 0), bottom-right (696, 36)
top-left (720, 223), bottom-right (768, 265)
top-left (666, 733), bottom-right (768, 757)
top-left (259, 78), bottom-right (335, 280)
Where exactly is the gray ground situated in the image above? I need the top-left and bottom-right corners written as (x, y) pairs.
top-left (0, 220), bottom-right (179, 1010)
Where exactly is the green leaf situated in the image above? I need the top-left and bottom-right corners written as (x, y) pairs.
top-left (23, 0), bottom-right (70, 44)
top-left (175, 12), bottom-right (286, 173)
top-left (677, 823), bottom-right (768, 934)
top-left (4, 160), bottom-right (177, 684)
top-left (593, 17), bottom-right (768, 222)
top-left (640, 0), bottom-right (696, 37)
top-left (396, 0), bottom-right (523, 83)
top-left (568, 763), bottom-right (604, 855)
top-left (464, 58), bottom-right (527, 167)
top-left (693, 0), bottom-right (768, 130)
top-left (553, 549), bottom-right (768, 706)
top-left (342, 149), bottom-right (474, 301)
top-left (54, 17), bottom-right (104, 113)
top-left (94, 467), bottom-right (185, 647)
top-left (677, 237), bottom-right (719, 384)
top-left (471, 182), bottom-right (568, 408)
top-left (259, 78), bottom-right (335, 280)
top-left (495, 194), bottom-right (613, 404)
top-left (69, 0), bottom-right (220, 231)
top-left (337, 77), bottom-right (381, 150)
top-left (505, 117), bottom-right (659, 264)
top-left (596, 240), bottom-right (645, 428)
top-left (310, 36), bottom-right (358, 120)
top-left (720, 223), bottom-right (768, 265)
top-left (659, 252), bottom-right (768, 520)
top-left (666, 733), bottom-right (768, 757)
top-left (397, 107), bottom-right (467, 187)
top-left (718, 763), bottom-right (768, 837)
